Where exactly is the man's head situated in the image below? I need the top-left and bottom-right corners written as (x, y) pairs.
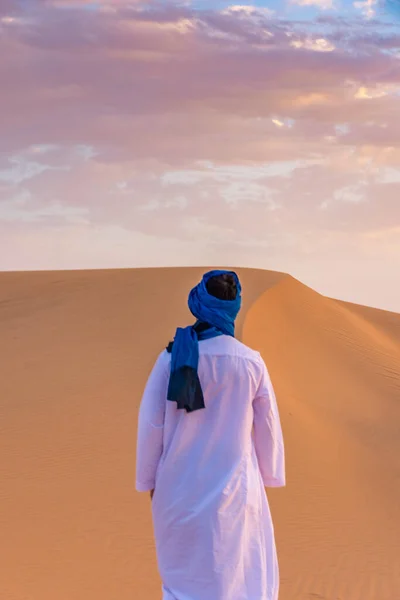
top-left (206, 272), bottom-right (238, 301)
top-left (188, 270), bottom-right (242, 334)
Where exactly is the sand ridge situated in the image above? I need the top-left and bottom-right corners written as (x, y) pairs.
top-left (244, 276), bottom-right (400, 600)
top-left (1, 267), bottom-right (399, 599)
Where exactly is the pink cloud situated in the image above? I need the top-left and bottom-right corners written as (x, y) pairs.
top-left (1, 2), bottom-right (399, 309)
top-left (1, 7), bottom-right (398, 153)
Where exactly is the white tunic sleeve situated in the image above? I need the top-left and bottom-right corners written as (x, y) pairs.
top-left (253, 355), bottom-right (286, 488)
top-left (135, 351), bottom-right (169, 492)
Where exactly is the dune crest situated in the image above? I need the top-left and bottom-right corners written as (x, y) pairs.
top-left (244, 275), bottom-right (400, 600)
top-left (1, 267), bottom-right (399, 600)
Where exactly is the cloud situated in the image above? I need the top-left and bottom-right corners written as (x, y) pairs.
top-left (290, 36), bottom-right (336, 52)
top-left (1, 6), bottom-right (396, 161)
top-left (1, 0), bottom-right (400, 297)
top-left (291, 0), bottom-right (335, 9)
top-left (222, 5), bottom-right (274, 17)
top-left (354, 84), bottom-right (400, 99)
top-left (353, 0), bottom-right (377, 19)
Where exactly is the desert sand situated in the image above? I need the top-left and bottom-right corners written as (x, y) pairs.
top-left (1, 267), bottom-right (399, 600)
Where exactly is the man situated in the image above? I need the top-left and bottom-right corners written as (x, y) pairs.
top-left (136, 270), bottom-right (285, 600)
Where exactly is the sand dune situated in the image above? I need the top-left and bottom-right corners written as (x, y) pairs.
top-left (1, 267), bottom-right (399, 600)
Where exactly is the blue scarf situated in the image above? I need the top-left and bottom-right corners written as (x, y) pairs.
top-left (167, 270), bottom-right (242, 413)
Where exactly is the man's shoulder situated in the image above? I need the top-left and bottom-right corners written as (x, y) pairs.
top-left (201, 335), bottom-right (262, 364)
top-left (230, 337), bottom-right (262, 362)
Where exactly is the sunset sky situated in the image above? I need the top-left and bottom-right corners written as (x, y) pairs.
top-left (1, 0), bottom-right (399, 311)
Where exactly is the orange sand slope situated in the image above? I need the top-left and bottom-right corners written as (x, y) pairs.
top-left (1, 267), bottom-right (399, 600)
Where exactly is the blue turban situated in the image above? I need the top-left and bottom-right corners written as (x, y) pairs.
top-left (167, 270), bottom-right (242, 413)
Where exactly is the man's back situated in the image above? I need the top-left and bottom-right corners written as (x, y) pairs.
top-left (160, 335), bottom-right (265, 473)
top-left (135, 270), bottom-right (285, 599)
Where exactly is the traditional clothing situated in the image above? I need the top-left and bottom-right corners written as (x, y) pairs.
top-left (167, 270), bottom-right (242, 413)
top-left (136, 272), bottom-right (285, 600)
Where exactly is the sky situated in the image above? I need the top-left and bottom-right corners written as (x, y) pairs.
top-left (1, 0), bottom-right (400, 312)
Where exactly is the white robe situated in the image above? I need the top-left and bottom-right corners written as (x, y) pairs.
top-left (136, 335), bottom-right (285, 600)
